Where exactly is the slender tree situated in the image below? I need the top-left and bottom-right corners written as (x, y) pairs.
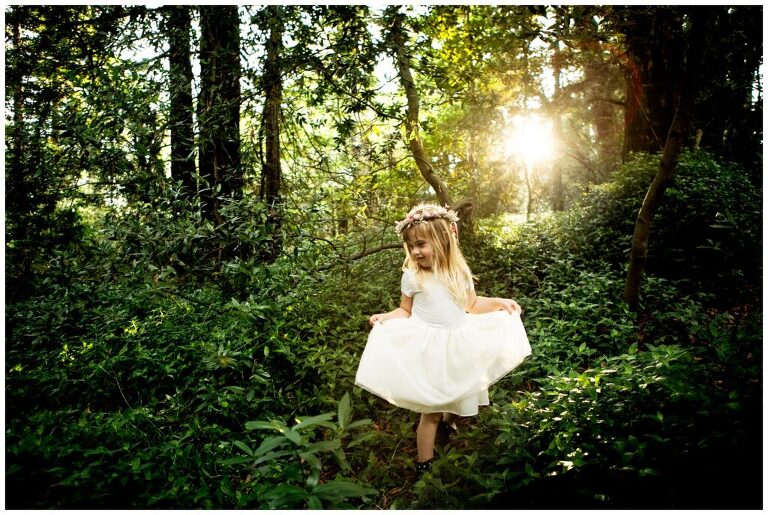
top-left (382, 7), bottom-right (471, 219)
top-left (568, 5), bottom-right (624, 179)
top-left (6, 13), bottom-right (32, 302)
top-left (689, 7), bottom-right (762, 167)
top-left (5, 6), bottom-right (127, 300)
top-left (259, 5), bottom-right (284, 261)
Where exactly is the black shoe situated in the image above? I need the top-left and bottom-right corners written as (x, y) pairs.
top-left (416, 459), bottom-right (433, 473)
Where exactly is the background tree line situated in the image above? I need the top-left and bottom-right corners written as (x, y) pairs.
top-left (7, 5), bottom-right (761, 300)
top-left (5, 5), bottom-right (762, 509)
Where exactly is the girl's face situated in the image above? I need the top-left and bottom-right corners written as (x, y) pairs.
top-left (405, 230), bottom-right (433, 269)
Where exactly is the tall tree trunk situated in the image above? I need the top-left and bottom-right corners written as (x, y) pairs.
top-left (570, 6), bottom-right (623, 178)
top-left (6, 17), bottom-right (33, 302)
top-left (623, 9), bottom-right (707, 310)
top-left (166, 5), bottom-right (196, 201)
top-left (259, 5), bottom-right (284, 261)
top-left (384, 8), bottom-right (472, 220)
top-left (198, 6), bottom-right (242, 225)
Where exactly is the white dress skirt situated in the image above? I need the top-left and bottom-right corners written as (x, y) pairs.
top-left (355, 270), bottom-right (531, 416)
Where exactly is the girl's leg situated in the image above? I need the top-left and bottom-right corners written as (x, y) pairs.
top-left (442, 412), bottom-right (458, 427)
top-left (416, 412), bottom-right (442, 463)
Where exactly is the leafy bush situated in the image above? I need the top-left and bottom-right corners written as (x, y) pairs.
top-left (465, 343), bottom-right (711, 508)
top-left (474, 150), bottom-right (762, 304)
top-left (570, 151), bottom-right (760, 296)
top-left (220, 393), bottom-right (377, 509)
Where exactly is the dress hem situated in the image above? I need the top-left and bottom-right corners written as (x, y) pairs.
top-left (354, 354), bottom-right (529, 416)
top-left (354, 380), bottom-right (486, 416)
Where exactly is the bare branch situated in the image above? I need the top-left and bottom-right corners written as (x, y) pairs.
top-left (317, 242), bottom-right (402, 271)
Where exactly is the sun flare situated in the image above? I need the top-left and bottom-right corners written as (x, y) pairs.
top-left (505, 115), bottom-right (557, 167)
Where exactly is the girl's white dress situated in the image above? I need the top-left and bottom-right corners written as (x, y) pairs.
top-left (355, 269), bottom-right (531, 416)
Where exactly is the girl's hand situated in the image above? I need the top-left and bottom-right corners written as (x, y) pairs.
top-left (369, 313), bottom-right (386, 326)
top-left (369, 299), bottom-right (413, 326)
top-left (498, 298), bottom-right (522, 315)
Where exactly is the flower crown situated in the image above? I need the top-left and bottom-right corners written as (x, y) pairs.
top-left (395, 203), bottom-right (460, 235)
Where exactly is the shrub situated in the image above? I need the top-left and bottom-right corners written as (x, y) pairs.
top-left (220, 393), bottom-right (377, 509)
top-left (474, 150), bottom-right (762, 304)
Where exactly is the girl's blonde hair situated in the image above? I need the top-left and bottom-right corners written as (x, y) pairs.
top-left (402, 215), bottom-right (474, 308)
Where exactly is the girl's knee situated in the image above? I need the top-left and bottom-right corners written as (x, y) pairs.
top-left (420, 412), bottom-right (442, 426)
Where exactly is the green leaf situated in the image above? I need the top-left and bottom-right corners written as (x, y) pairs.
top-left (305, 440), bottom-right (341, 453)
top-left (338, 392), bottom-right (351, 430)
top-left (293, 412), bottom-right (335, 430)
top-left (232, 440), bottom-right (254, 456)
top-left (332, 448), bottom-right (351, 471)
top-left (219, 456), bottom-right (253, 466)
top-left (299, 451), bottom-right (323, 472)
top-left (524, 462), bottom-right (537, 477)
top-left (254, 435), bottom-right (287, 456)
top-left (261, 484), bottom-right (308, 508)
top-left (282, 428), bottom-right (303, 445)
top-left (254, 449), bottom-right (295, 466)
top-left (306, 495), bottom-right (323, 509)
top-left (348, 431), bottom-right (378, 448)
top-left (346, 418), bottom-right (372, 430)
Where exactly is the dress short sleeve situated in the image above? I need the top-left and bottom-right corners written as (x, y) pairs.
top-left (401, 270), bottom-right (421, 297)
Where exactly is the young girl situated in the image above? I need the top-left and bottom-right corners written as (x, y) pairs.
top-left (355, 203), bottom-right (531, 472)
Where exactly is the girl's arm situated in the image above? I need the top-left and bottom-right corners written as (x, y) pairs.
top-left (369, 294), bottom-right (414, 326)
top-left (466, 290), bottom-right (521, 315)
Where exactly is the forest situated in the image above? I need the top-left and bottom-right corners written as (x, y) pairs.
top-left (4, 4), bottom-right (763, 509)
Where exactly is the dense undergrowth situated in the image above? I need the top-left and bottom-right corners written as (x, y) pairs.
top-left (5, 151), bottom-right (762, 508)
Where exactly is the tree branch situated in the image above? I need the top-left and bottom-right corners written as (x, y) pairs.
top-left (317, 242), bottom-right (403, 271)
top-left (386, 10), bottom-right (455, 208)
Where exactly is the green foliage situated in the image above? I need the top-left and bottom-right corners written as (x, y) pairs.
top-left (571, 151), bottom-right (761, 288)
top-left (466, 343), bottom-right (708, 507)
top-left (474, 150), bottom-right (761, 305)
top-left (219, 393), bottom-right (377, 509)
top-left (4, 192), bottom-right (395, 508)
top-left (518, 268), bottom-right (637, 378)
